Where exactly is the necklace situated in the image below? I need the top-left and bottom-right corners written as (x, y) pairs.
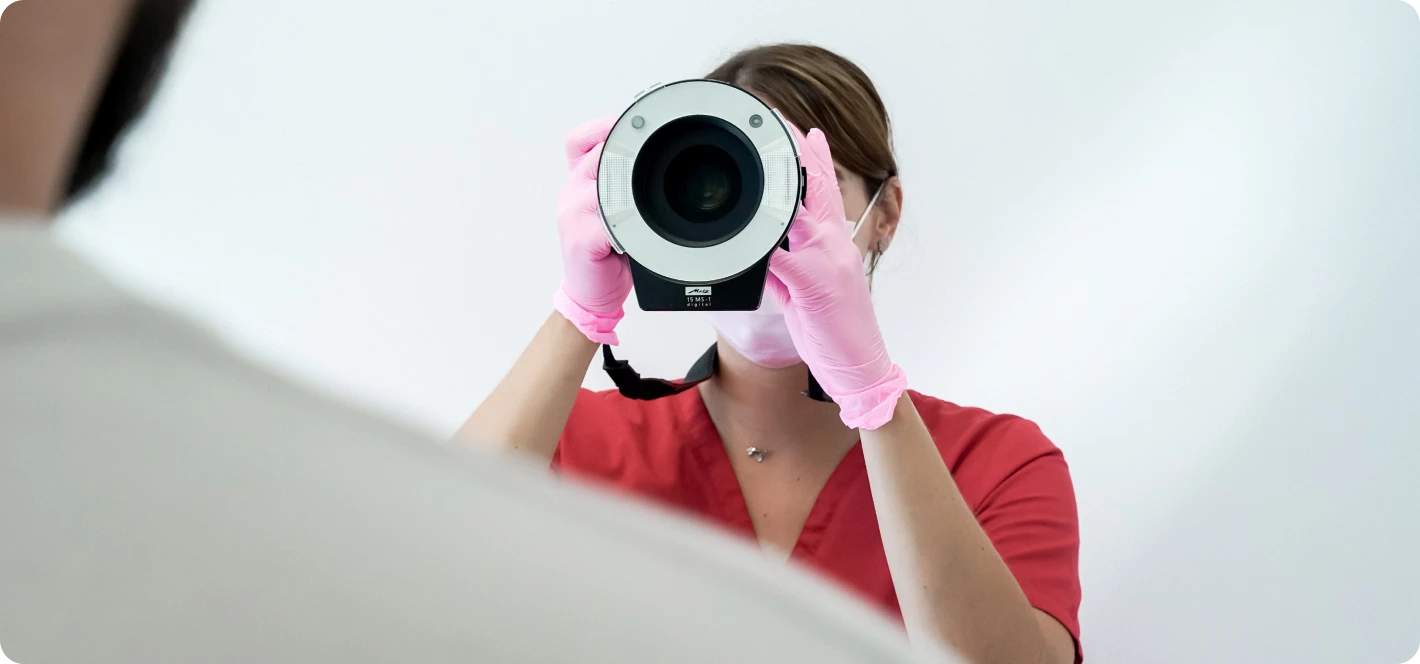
top-left (746, 447), bottom-right (768, 463)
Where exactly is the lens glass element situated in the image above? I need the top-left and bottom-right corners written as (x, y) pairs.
top-left (665, 145), bottom-right (740, 221)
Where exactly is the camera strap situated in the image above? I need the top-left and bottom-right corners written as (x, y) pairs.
top-left (602, 345), bottom-right (832, 403)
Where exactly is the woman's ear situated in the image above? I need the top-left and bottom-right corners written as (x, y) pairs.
top-left (874, 176), bottom-right (903, 251)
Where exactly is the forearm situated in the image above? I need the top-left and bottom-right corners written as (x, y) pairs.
top-left (455, 311), bottom-right (599, 463)
top-left (860, 395), bottom-right (1051, 664)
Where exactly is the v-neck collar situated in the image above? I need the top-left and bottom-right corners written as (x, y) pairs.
top-left (675, 387), bottom-right (869, 561)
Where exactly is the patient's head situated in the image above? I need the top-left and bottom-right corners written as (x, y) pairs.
top-left (0, 0), bottom-right (195, 217)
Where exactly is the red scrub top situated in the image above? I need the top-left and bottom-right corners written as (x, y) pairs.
top-left (552, 388), bottom-right (1082, 661)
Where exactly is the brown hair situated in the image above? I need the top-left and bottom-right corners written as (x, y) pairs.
top-left (707, 44), bottom-right (897, 273)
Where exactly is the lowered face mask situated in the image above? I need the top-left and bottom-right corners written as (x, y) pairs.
top-left (709, 183), bottom-right (884, 368)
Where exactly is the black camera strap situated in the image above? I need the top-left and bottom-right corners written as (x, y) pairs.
top-left (602, 344), bottom-right (832, 403)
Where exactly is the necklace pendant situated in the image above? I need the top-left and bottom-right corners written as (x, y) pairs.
top-left (746, 447), bottom-right (767, 463)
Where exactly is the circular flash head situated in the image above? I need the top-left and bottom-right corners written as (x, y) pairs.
top-left (597, 80), bottom-right (803, 285)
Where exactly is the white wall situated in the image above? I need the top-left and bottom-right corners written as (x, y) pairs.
top-left (56, 0), bottom-right (1420, 661)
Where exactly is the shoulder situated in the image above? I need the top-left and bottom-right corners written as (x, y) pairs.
top-left (563, 387), bottom-right (683, 440)
top-left (1, 310), bottom-right (926, 663)
top-left (556, 387), bottom-right (702, 475)
top-left (908, 390), bottom-right (1061, 460)
top-left (907, 390), bottom-right (1071, 510)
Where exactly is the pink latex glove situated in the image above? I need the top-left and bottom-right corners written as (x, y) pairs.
top-left (552, 118), bottom-right (633, 345)
top-left (765, 126), bottom-right (908, 430)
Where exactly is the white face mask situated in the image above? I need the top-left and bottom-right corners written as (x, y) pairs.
top-left (709, 183), bottom-right (884, 368)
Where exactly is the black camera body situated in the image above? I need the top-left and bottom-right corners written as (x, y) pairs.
top-left (625, 252), bottom-right (773, 311)
top-left (597, 80), bottom-right (806, 311)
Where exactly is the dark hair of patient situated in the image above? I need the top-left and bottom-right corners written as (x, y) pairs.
top-left (64, 0), bottom-right (196, 204)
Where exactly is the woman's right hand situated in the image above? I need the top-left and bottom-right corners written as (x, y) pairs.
top-left (552, 118), bottom-right (632, 346)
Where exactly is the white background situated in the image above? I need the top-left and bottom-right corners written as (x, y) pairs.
top-left (55, 0), bottom-right (1420, 661)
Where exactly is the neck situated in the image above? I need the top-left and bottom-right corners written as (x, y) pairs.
top-left (699, 339), bottom-right (860, 461)
top-left (0, 0), bottom-right (137, 216)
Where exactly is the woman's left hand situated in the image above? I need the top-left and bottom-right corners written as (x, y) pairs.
top-left (765, 125), bottom-right (908, 430)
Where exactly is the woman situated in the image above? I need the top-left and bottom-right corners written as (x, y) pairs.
top-left (462, 44), bottom-right (1081, 664)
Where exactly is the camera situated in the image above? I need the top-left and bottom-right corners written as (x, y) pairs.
top-left (597, 80), bottom-right (807, 311)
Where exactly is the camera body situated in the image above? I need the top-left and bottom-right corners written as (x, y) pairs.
top-left (597, 80), bottom-right (806, 311)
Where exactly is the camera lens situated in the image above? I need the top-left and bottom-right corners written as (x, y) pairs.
top-left (665, 145), bottom-right (740, 220)
top-left (631, 116), bottom-right (764, 248)
top-left (680, 162), bottom-right (731, 213)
